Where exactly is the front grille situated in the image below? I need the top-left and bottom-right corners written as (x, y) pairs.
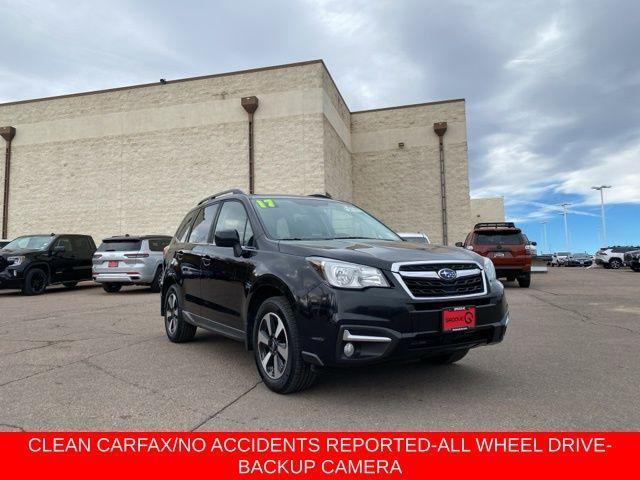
top-left (402, 274), bottom-right (484, 297)
top-left (399, 263), bottom-right (476, 272)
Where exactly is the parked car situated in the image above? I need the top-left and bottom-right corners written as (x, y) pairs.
top-left (397, 232), bottom-right (430, 244)
top-left (0, 233), bottom-right (96, 295)
top-left (162, 190), bottom-right (509, 393)
top-left (0, 239), bottom-right (11, 249)
top-left (550, 252), bottom-right (571, 266)
top-left (623, 250), bottom-right (640, 272)
top-left (595, 246), bottom-right (640, 269)
top-left (566, 253), bottom-right (593, 267)
top-left (457, 222), bottom-right (533, 288)
top-left (93, 235), bottom-right (171, 293)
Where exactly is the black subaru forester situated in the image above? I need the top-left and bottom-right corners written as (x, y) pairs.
top-left (161, 190), bottom-right (509, 393)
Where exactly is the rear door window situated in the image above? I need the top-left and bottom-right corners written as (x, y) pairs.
top-left (97, 240), bottom-right (142, 252)
top-left (72, 237), bottom-right (95, 258)
top-left (474, 231), bottom-right (523, 245)
top-left (175, 211), bottom-right (197, 243)
top-left (188, 203), bottom-right (219, 244)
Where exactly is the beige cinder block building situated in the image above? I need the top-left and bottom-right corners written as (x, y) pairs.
top-left (470, 197), bottom-right (506, 225)
top-left (0, 60), bottom-right (485, 245)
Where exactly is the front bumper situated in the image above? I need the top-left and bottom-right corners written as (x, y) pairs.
top-left (0, 267), bottom-right (26, 288)
top-left (298, 278), bottom-right (508, 367)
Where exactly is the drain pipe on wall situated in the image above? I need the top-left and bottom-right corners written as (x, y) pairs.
top-left (241, 96), bottom-right (259, 194)
top-left (0, 126), bottom-right (16, 239)
top-left (433, 122), bottom-right (448, 245)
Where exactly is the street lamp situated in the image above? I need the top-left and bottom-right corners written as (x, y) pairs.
top-left (591, 185), bottom-right (612, 246)
top-left (540, 221), bottom-right (549, 254)
top-left (559, 203), bottom-right (571, 251)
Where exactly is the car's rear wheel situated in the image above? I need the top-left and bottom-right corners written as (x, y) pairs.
top-left (102, 283), bottom-right (122, 293)
top-left (253, 296), bottom-right (316, 394)
top-left (63, 281), bottom-right (78, 288)
top-left (150, 266), bottom-right (163, 293)
top-left (422, 349), bottom-right (469, 365)
top-left (164, 285), bottom-right (196, 343)
top-left (609, 258), bottom-right (623, 269)
top-left (517, 273), bottom-right (531, 288)
top-left (22, 268), bottom-right (48, 295)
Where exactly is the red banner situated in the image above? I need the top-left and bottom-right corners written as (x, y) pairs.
top-left (3, 432), bottom-right (636, 478)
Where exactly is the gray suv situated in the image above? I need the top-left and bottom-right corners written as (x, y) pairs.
top-left (93, 235), bottom-right (170, 292)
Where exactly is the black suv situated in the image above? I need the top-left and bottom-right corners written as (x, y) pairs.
top-left (161, 190), bottom-right (509, 393)
top-left (0, 234), bottom-right (96, 295)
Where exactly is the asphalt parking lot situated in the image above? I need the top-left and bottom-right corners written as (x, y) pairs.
top-left (0, 268), bottom-right (638, 431)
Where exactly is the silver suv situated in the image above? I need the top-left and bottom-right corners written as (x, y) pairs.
top-left (93, 235), bottom-right (171, 292)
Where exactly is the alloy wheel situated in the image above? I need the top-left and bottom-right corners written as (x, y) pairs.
top-left (31, 271), bottom-right (46, 293)
top-left (165, 292), bottom-right (178, 335)
top-left (257, 312), bottom-right (289, 379)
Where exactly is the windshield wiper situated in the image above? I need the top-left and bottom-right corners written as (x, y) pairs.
top-left (331, 236), bottom-right (382, 240)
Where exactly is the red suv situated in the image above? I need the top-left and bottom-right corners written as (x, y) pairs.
top-left (457, 223), bottom-right (534, 288)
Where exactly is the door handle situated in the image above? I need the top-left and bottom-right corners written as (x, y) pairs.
top-left (175, 250), bottom-right (184, 260)
top-left (202, 255), bottom-right (211, 266)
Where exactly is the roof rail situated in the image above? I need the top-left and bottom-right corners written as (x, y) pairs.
top-left (308, 192), bottom-right (332, 199)
top-left (474, 222), bottom-right (516, 229)
top-left (197, 189), bottom-right (245, 205)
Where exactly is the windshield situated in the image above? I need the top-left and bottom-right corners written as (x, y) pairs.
top-left (252, 197), bottom-right (401, 241)
top-left (3, 235), bottom-right (54, 251)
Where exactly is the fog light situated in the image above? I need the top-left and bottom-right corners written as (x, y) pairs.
top-left (343, 342), bottom-right (355, 357)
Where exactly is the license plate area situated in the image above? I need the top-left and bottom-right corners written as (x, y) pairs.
top-left (492, 252), bottom-right (505, 257)
top-left (108, 260), bottom-right (118, 268)
top-left (442, 307), bottom-right (476, 332)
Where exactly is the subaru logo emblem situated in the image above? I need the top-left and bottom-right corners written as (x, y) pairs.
top-left (437, 268), bottom-right (457, 280)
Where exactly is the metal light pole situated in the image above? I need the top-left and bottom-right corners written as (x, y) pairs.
top-left (591, 185), bottom-right (611, 246)
top-left (559, 203), bottom-right (571, 251)
top-left (540, 221), bottom-right (549, 254)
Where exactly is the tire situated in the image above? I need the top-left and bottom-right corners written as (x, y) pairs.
top-left (102, 283), bottom-right (122, 293)
top-left (423, 349), bottom-right (469, 365)
top-left (149, 266), bottom-right (163, 293)
top-left (164, 285), bottom-right (197, 343)
top-left (253, 296), bottom-right (316, 394)
top-left (609, 258), bottom-right (623, 269)
top-left (22, 268), bottom-right (48, 295)
top-left (631, 265), bottom-right (640, 272)
top-left (517, 273), bottom-right (531, 288)
top-left (63, 281), bottom-right (78, 288)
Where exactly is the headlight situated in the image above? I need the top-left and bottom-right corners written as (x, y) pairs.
top-left (483, 257), bottom-right (496, 281)
top-left (7, 255), bottom-right (25, 266)
top-left (308, 257), bottom-right (389, 289)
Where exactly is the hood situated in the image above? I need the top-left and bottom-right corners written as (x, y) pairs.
top-left (0, 248), bottom-right (44, 257)
top-left (277, 239), bottom-right (484, 270)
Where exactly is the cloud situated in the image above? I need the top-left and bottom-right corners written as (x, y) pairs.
top-left (0, 0), bottom-right (638, 222)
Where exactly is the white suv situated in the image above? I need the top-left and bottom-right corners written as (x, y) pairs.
top-left (595, 246), bottom-right (640, 269)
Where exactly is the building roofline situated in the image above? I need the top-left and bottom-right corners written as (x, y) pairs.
top-left (0, 59), bottom-right (325, 107)
top-left (351, 98), bottom-right (465, 114)
top-left (0, 59), bottom-right (464, 114)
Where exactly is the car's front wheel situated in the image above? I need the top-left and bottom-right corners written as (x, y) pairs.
top-left (22, 268), bottom-right (48, 295)
top-left (253, 296), bottom-right (316, 394)
top-left (164, 285), bottom-right (196, 343)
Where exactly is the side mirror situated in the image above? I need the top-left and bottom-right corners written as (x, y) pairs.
top-left (215, 229), bottom-right (242, 257)
top-left (53, 245), bottom-right (66, 254)
top-left (455, 242), bottom-right (463, 247)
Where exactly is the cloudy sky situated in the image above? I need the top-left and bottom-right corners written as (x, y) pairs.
top-left (1, 0), bottom-right (638, 252)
